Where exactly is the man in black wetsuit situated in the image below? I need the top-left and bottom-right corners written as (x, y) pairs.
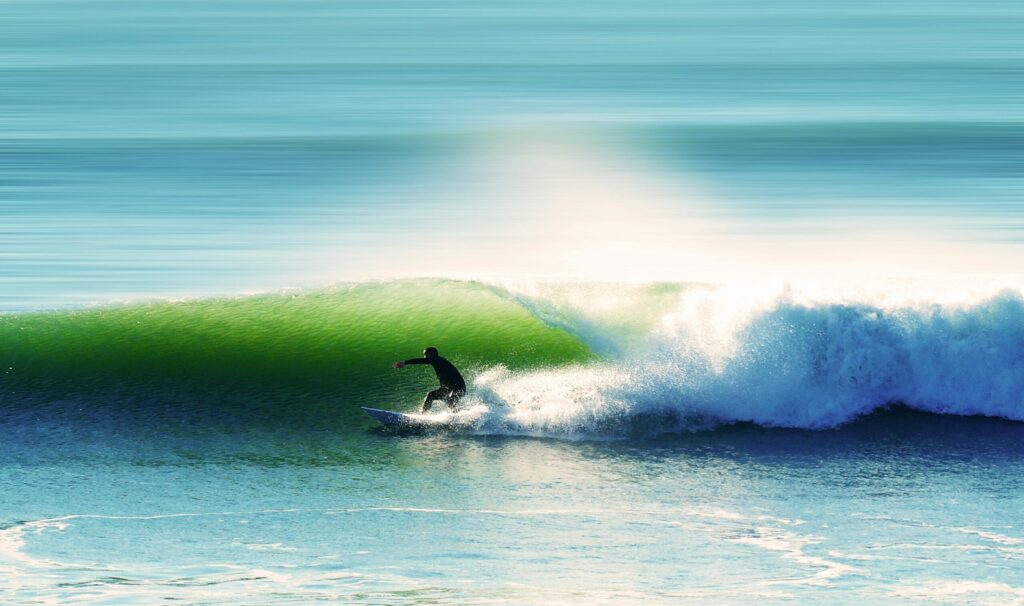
top-left (393, 346), bottom-right (466, 412)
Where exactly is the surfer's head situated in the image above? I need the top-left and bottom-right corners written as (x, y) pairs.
top-left (423, 346), bottom-right (439, 358)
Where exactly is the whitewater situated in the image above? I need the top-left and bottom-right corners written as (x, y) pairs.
top-left (467, 281), bottom-right (1024, 437)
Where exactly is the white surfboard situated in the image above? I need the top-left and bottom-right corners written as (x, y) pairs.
top-left (361, 406), bottom-right (441, 428)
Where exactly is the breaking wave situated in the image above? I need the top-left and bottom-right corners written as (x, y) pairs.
top-left (459, 283), bottom-right (1024, 437)
top-left (2, 279), bottom-right (1023, 438)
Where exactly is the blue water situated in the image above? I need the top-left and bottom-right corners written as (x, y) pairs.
top-left (3, 1), bottom-right (1024, 604)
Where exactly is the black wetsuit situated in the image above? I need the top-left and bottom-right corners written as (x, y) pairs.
top-left (403, 355), bottom-right (466, 411)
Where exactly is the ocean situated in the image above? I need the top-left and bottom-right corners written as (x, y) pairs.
top-left (2, 1), bottom-right (1024, 604)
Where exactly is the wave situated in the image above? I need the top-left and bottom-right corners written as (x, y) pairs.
top-left (3, 279), bottom-right (1023, 438)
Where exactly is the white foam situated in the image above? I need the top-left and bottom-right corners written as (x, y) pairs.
top-left (463, 284), bottom-right (1024, 437)
top-left (892, 580), bottom-right (1024, 605)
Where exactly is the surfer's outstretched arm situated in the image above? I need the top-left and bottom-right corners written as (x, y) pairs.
top-left (393, 358), bottom-right (431, 369)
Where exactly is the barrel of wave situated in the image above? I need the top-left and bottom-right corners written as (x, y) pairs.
top-left (0, 279), bottom-right (596, 426)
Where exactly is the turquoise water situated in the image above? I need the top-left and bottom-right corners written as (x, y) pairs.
top-left (3, 1), bottom-right (1024, 604)
top-left (4, 412), bottom-right (1022, 604)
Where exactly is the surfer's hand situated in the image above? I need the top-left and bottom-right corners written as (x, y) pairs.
top-left (393, 361), bottom-right (404, 369)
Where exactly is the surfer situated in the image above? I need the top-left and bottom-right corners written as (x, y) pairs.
top-left (393, 347), bottom-right (466, 412)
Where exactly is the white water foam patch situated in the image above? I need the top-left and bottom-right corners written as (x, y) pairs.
top-left (0, 518), bottom-right (81, 600)
top-left (0, 519), bottom-right (71, 567)
top-left (892, 581), bottom-right (1024, 605)
top-left (725, 526), bottom-right (861, 586)
top-left (468, 285), bottom-right (1024, 437)
top-left (466, 365), bottom-right (634, 439)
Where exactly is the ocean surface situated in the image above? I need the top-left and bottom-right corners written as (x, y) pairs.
top-left (3, 1), bottom-right (1024, 604)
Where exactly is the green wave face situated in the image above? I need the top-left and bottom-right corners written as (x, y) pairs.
top-left (0, 280), bottom-right (595, 409)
